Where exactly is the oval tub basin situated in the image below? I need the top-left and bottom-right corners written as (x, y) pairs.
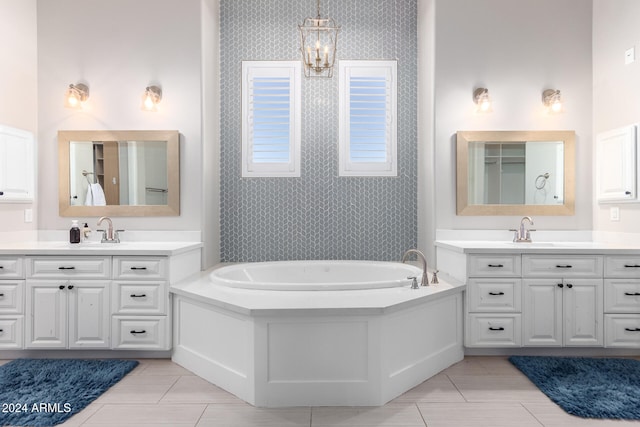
top-left (209, 260), bottom-right (422, 290)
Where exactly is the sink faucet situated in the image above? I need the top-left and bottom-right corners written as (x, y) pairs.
top-left (402, 249), bottom-right (429, 286)
top-left (512, 216), bottom-right (534, 243)
top-left (97, 216), bottom-right (122, 243)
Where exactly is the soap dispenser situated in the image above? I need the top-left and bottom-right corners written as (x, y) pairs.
top-left (82, 222), bottom-right (92, 242)
top-left (70, 220), bottom-right (81, 244)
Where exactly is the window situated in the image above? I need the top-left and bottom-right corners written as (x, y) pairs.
top-left (339, 60), bottom-right (397, 176)
top-left (242, 61), bottom-right (301, 177)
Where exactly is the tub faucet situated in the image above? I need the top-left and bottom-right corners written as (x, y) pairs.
top-left (402, 249), bottom-right (429, 286)
top-left (511, 216), bottom-right (535, 243)
top-left (97, 216), bottom-right (122, 243)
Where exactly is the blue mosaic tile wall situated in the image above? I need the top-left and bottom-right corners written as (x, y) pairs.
top-left (220, 0), bottom-right (417, 261)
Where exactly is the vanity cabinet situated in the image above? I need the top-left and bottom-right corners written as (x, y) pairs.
top-left (465, 254), bottom-right (522, 347)
top-left (0, 243), bottom-right (200, 353)
top-left (437, 242), bottom-right (640, 350)
top-left (111, 256), bottom-right (170, 350)
top-left (0, 256), bottom-right (25, 349)
top-left (26, 280), bottom-right (110, 348)
top-left (522, 255), bottom-right (603, 347)
top-left (604, 255), bottom-right (640, 347)
top-left (25, 257), bottom-right (111, 349)
top-left (522, 278), bottom-right (602, 346)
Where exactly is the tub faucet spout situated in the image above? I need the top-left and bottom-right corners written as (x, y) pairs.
top-left (402, 249), bottom-right (429, 286)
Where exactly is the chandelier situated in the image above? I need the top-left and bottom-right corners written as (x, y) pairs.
top-left (298, 0), bottom-right (340, 78)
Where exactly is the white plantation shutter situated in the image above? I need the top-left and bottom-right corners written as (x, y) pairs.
top-left (242, 61), bottom-right (301, 177)
top-left (339, 60), bottom-right (397, 176)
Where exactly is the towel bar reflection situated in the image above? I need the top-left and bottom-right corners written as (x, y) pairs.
top-left (82, 170), bottom-right (96, 184)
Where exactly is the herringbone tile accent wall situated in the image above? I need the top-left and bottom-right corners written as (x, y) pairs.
top-left (220, 0), bottom-right (417, 261)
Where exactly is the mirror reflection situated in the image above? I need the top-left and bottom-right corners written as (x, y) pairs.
top-left (468, 141), bottom-right (564, 206)
top-left (58, 130), bottom-right (180, 217)
top-left (70, 140), bottom-right (168, 206)
top-left (456, 130), bottom-right (575, 216)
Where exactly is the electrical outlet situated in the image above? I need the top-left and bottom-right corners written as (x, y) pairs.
top-left (24, 208), bottom-right (33, 223)
top-left (610, 206), bottom-right (620, 221)
top-left (625, 47), bottom-right (635, 65)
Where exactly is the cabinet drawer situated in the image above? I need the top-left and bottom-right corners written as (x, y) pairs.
top-left (522, 255), bottom-right (602, 277)
top-left (112, 316), bottom-right (168, 350)
top-left (0, 257), bottom-right (25, 279)
top-left (604, 279), bottom-right (640, 313)
top-left (605, 256), bottom-right (640, 278)
top-left (605, 314), bottom-right (640, 348)
top-left (467, 278), bottom-right (521, 312)
top-left (0, 281), bottom-right (24, 314)
top-left (465, 314), bottom-right (521, 347)
top-left (468, 255), bottom-right (521, 277)
top-left (112, 282), bottom-right (166, 314)
top-left (113, 257), bottom-right (167, 280)
top-left (28, 257), bottom-right (111, 279)
top-left (0, 316), bottom-right (23, 349)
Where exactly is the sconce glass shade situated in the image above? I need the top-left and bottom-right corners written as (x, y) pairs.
top-left (542, 89), bottom-right (563, 113)
top-left (473, 88), bottom-right (492, 113)
top-left (141, 85), bottom-right (162, 112)
top-left (64, 83), bottom-right (89, 110)
top-left (298, 0), bottom-right (340, 78)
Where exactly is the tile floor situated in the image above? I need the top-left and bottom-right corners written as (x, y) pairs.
top-left (4, 356), bottom-right (640, 426)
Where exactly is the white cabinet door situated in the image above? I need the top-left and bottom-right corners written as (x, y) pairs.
top-left (0, 125), bottom-right (34, 202)
top-left (596, 124), bottom-right (637, 202)
top-left (25, 281), bottom-right (67, 348)
top-left (524, 279), bottom-right (603, 347)
top-left (523, 279), bottom-right (562, 346)
top-left (563, 279), bottom-right (603, 346)
top-left (68, 281), bottom-right (110, 348)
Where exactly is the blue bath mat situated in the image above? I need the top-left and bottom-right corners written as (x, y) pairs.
top-left (0, 358), bottom-right (138, 426)
top-left (509, 356), bottom-right (640, 419)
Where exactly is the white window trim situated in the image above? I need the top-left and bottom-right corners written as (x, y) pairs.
top-left (241, 61), bottom-right (301, 177)
top-left (338, 60), bottom-right (398, 177)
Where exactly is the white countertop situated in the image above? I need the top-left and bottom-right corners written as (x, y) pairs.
top-left (435, 240), bottom-right (640, 254)
top-left (170, 267), bottom-right (465, 316)
top-left (0, 240), bottom-right (203, 256)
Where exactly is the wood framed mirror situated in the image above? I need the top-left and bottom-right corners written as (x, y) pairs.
top-left (456, 130), bottom-right (575, 216)
top-left (58, 130), bottom-right (180, 217)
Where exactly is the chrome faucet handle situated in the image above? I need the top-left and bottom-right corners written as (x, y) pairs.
top-left (113, 229), bottom-right (125, 243)
top-left (96, 229), bottom-right (108, 242)
top-left (407, 276), bottom-right (419, 289)
top-left (430, 270), bottom-right (439, 284)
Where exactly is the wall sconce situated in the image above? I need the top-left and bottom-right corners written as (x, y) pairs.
top-left (542, 89), bottom-right (563, 113)
top-left (473, 88), bottom-right (492, 113)
top-left (141, 85), bottom-right (162, 112)
top-left (298, 0), bottom-right (340, 78)
top-left (64, 83), bottom-right (89, 110)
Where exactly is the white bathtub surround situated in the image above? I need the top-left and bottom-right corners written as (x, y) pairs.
top-left (170, 261), bottom-right (465, 407)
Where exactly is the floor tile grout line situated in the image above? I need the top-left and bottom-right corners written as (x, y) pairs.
top-left (519, 402), bottom-right (546, 427)
top-left (414, 401), bottom-right (429, 427)
top-left (444, 373), bottom-right (468, 403)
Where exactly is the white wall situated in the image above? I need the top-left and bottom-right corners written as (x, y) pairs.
top-left (593, 0), bottom-right (640, 233)
top-left (0, 0), bottom-right (38, 235)
top-left (431, 0), bottom-right (593, 238)
top-left (37, 0), bottom-right (203, 234)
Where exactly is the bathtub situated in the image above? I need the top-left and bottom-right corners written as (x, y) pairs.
top-left (170, 260), bottom-right (465, 407)
top-left (209, 260), bottom-right (423, 290)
